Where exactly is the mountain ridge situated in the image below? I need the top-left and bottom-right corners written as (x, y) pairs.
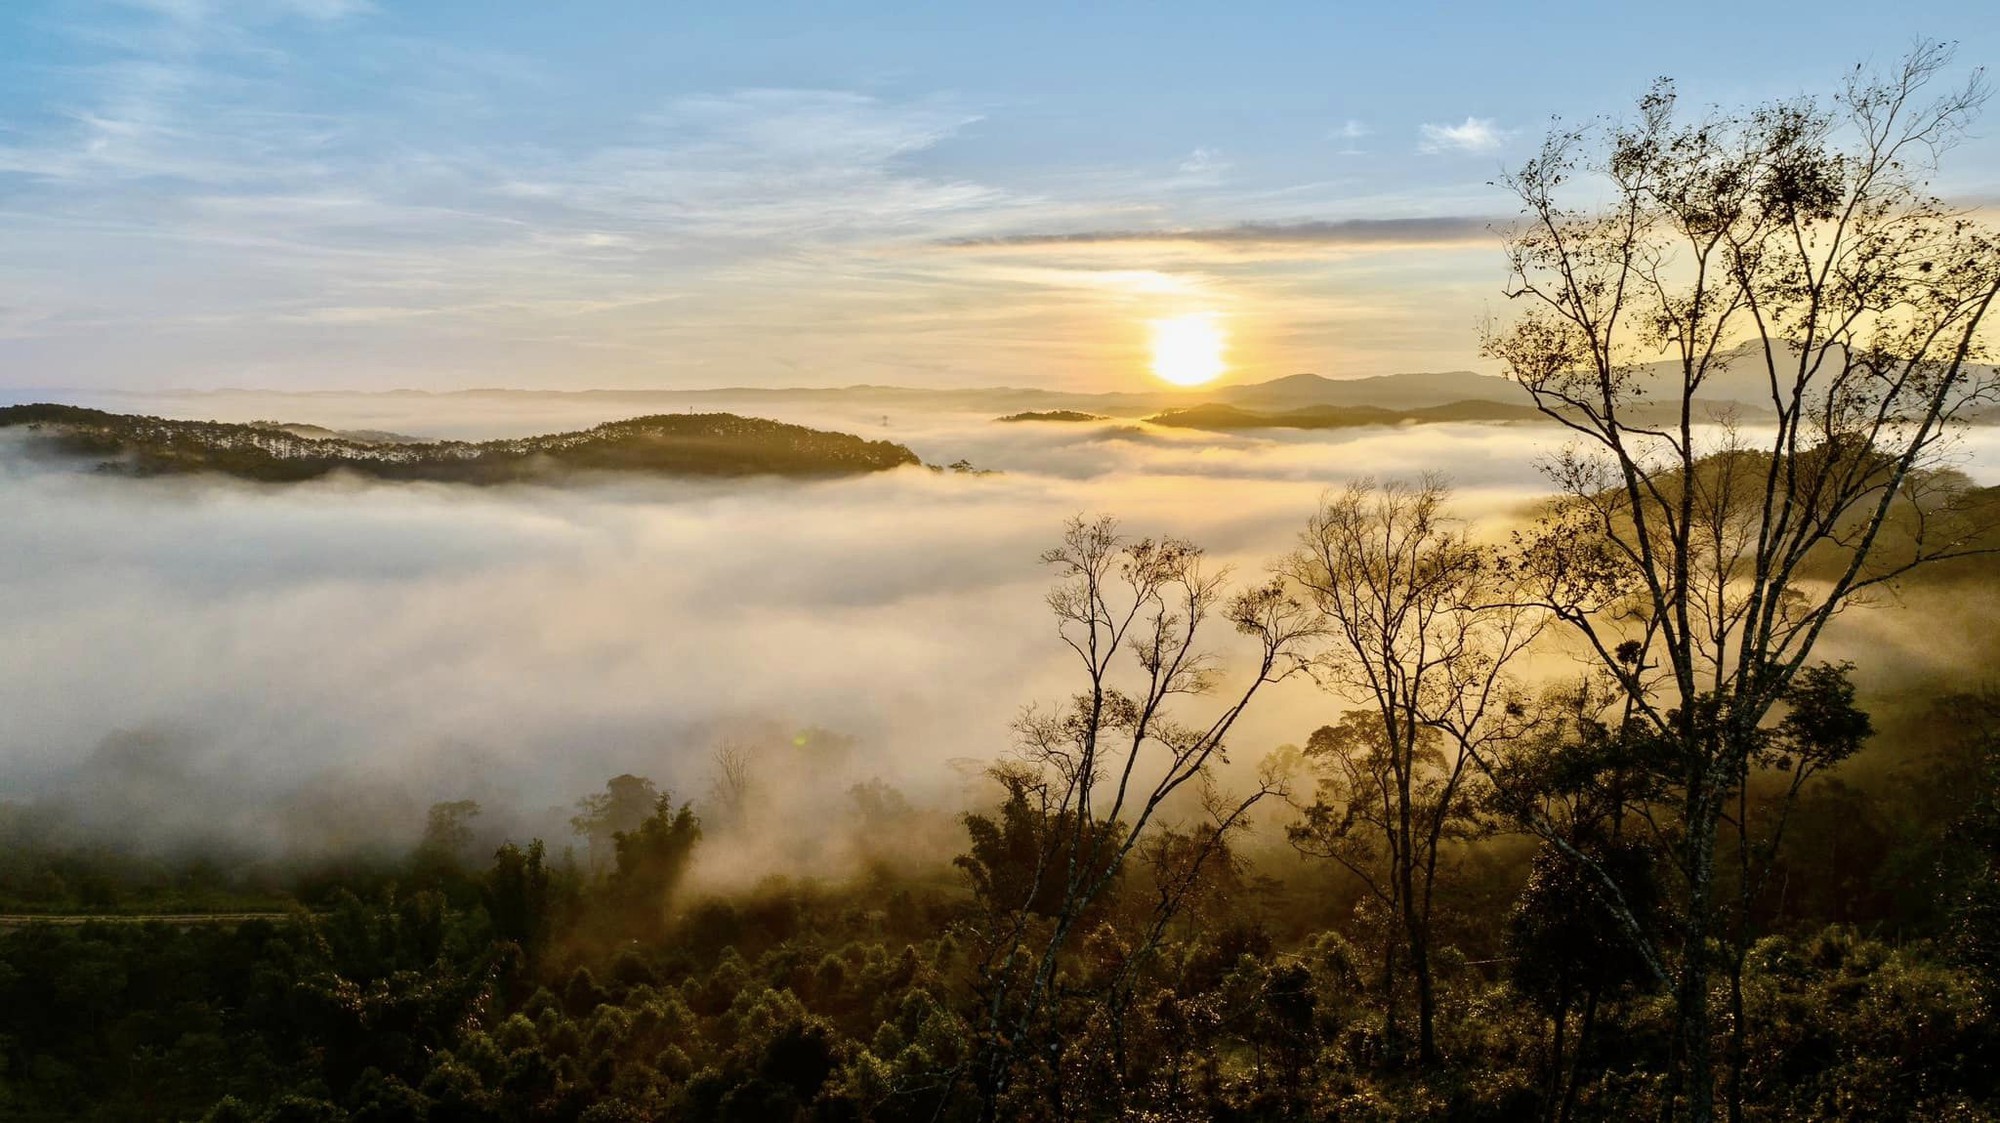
top-left (1147, 398), bottom-right (1545, 432)
top-left (116, 370), bottom-right (1526, 417)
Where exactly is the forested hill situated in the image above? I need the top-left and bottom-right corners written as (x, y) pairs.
top-left (0, 404), bottom-right (922, 483)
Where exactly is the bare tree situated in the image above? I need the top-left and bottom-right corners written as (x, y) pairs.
top-left (1484, 44), bottom-right (2000, 1122)
top-left (705, 740), bottom-right (754, 829)
top-left (957, 515), bottom-right (1313, 1120)
top-left (1283, 476), bottom-right (1541, 1065)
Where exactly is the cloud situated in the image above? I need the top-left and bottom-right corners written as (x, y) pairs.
top-left (0, 5), bottom-right (1050, 380)
top-left (1178, 147), bottom-right (1230, 175)
top-left (6, 399), bottom-right (1995, 868)
top-left (115, 0), bottom-right (374, 24)
top-left (508, 88), bottom-right (1001, 242)
top-left (1327, 119), bottom-right (1371, 156)
top-left (0, 397), bottom-right (1578, 848)
top-left (0, 4), bottom-right (1522, 391)
top-left (1418, 117), bottom-right (1510, 155)
top-left (0, 38), bottom-right (1050, 384)
top-left (934, 215), bottom-right (1497, 250)
top-left (277, 0), bottom-right (373, 18)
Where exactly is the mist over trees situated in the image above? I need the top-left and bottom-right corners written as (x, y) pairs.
top-left (4, 44), bottom-right (2000, 1123)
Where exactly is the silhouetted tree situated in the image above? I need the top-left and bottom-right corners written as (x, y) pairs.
top-left (485, 839), bottom-right (554, 968)
top-left (1283, 476), bottom-right (1541, 1064)
top-left (707, 741), bottom-right (754, 829)
top-left (1485, 44), bottom-right (2000, 1121)
top-left (959, 515), bottom-right (1313, 1119)
top-left (1946, 697), bottom-right (2000, 989)
top-left (1509, 839), bottom-right (1659, 1122)
top-left (414, 800), bottom-right (483, 885)
top-left (571, 774), bottom-right (658, 875)
top-left (607, 794), bottom-right (701, 942)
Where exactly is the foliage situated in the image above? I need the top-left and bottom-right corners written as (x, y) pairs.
top-left (5, 818), bottom-right (1997, 1122)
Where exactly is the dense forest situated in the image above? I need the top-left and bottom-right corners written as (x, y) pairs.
top-left (0, 671), bottom-right (1996, 1122)
top-left (0, 405), bottom-right (922, 483)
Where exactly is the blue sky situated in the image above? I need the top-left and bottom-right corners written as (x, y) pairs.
top-left (2, 0), bottom-right (1997, 390)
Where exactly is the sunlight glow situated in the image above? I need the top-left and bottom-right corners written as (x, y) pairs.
top-left (1149, 313), bottom-right (1227, 386)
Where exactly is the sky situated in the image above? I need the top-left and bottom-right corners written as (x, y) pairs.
top-left (2, 0), bottom-right (1998, 392)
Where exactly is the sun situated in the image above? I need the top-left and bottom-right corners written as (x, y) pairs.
top-left (1149, 313), bottom-right (1227, 387)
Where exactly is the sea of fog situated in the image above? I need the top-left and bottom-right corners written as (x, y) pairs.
top-left (6, 390), bottom-right (2000, 861)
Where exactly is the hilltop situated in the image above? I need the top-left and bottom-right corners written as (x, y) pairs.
top-left (0, 404), bottom-right (921, 483)
top-left (251, 420), bottom-right (428, 445)
top-left (995, 410), bottom-right (1107, 423)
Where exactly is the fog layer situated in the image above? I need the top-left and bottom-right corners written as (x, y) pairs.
top-left (5, 396), bottom-right (1996, 861)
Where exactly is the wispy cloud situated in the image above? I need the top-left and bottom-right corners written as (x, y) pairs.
top-left (936, 215), bottom-right (1496, 250)
top-left (1417, 117), bottom-right (1510, 155)
top-left (1329, 119), bottom-right (1371, 156)
top-left (114, 0), bottom-right (375, 24)
top-left (0, 3), bottom-right (1518, 389)
top-left (507, 89), bottom-right (1006, 244)
top-left (0, 41), bottom-right (1033, 363)
top-left (1178, 147), bottom-right (1229, 175)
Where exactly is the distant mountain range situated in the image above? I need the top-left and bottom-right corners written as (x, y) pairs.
top-left (133, 369), bottom-right (1522, 415)
top-left (1202, 371), bottom-right (1528, 412)
top-left (112, 369), bottom-right (1777, 435)
top-left (1145, 399), bottom-right (1545, 431)
top-left (46, 357), bottom-right (2000, 437)
top-left (0, 404), bottom-right (920, 483)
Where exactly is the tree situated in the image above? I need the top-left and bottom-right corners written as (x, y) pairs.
top-left (707, 742), bottom-right (754, 830)
top-left (1716, 660), bottom-right (1872, 1111)
top-left (1479, 678), bottom-right (1665, 1122)
top-left (415, 800), bottom-right (483, 879)
top-left (570, 775), bottom-right (659, 875)
top-left (486, 839), bottom-right (555, 968)
top-left (1484, 44), bottom-right (2000, 1122)
top-left (1508, 840), bottom-right (1658, 1123)
top-left (607, 794), bottom-right (701, 942)
top-left (959, 515), bottom-right (1313, 1119)
top-left (1944, 695), bottom-right (2000, 989)
top-left (1282, 476), bottom-right (1541, 1065)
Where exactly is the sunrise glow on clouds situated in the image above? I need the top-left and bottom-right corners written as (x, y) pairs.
top-left (0, 1), bottom-right (1995, 392)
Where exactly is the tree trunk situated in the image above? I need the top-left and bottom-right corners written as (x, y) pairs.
top-left (1558, 985), bottom-right (1598, 1123)
top-left (1396, 755), bottom-right (1438, 1065)
top-left (1726, 948), bottom-right (1747, 1123)
top-left (1381, 934), bottom-right (1399, 1062)
top-left (1411, 924), bottom-right (1438, 1065)
top-left (1546, 998), bottom-right (1569, 1123)
top-left (1676, 796), bottom-right (1719, 1123)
